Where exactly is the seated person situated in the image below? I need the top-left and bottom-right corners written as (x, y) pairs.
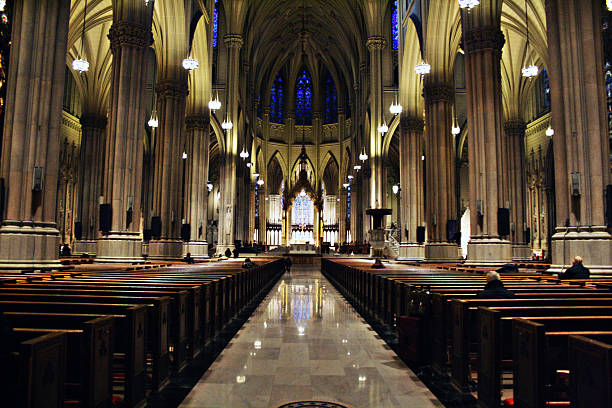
top-left (496, 263), bottom-right (519, 273)
top-left (224, 248), bottom-right (232, 258)
top-left (476, 271), bottom-right (515, 299)
top-left (558, 256), bottom-right (590, 279)
top-left (183, 252), bottom-right (195, 264)
top-left (242, 258), bottom-right (257, 269)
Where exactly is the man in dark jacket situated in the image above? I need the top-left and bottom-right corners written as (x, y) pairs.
top-left (559, 256), bottom-right (590, 279)
top-left (476, 271), bottom-right (515, 298)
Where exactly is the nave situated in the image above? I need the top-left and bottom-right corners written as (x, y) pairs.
top-left (180, 265), bottom-right (441, 408)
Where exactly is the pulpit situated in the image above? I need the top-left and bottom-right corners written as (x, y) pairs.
top-left (366, 208), bottom-right (392, 268)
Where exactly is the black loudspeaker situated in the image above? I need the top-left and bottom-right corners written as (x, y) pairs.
top-left (497, 208), bottom-right (510, 237)
top-left (446, 219), bottom-right (458, 242)
top-left (151, 216), bottom-right (162, 239)
top-left (143, 229), bottom-right (152, 242)
top-left (74, 222), bottom-right (82, 240)
top-left (0, 177), bottom-right (5, 221)
top-left (524, 227), bottom-right (531, 244)
top-left (606, 185), bottom-right (612, 227)
top-left (416, 226), bottom-right (426, 244)
top-left (99, 204), bottom-right (112, 232)
top-left (181, 223), bottom-right (191, 242)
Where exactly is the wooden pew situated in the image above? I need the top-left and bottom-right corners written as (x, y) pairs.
top-left (0, 301), bottom-right (148, 407)
top-left (512, 317), bottom-right (612, 408)
top-left (568, 333), bottom-right (612, 408)
top-left (0, 330), bottom-right (67, 408)
top-left (4, 314), bottom-right (114, 408)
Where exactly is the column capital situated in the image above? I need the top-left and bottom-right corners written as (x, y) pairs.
top-left (464, 26), bottom-right (505, 54)
top-left (224, 34), bottom-right (244, 48)
top-left (423, 83), bottom-right (454, 104)
top-left (80, 113), bottom-right (107, 130)
top-left (108, 21), bottom-right (152, 51)
top-left (156, 79), bottom-right (189, 99)
top-left (503, 119), bottom-right (526, 137)
top-left (285, 110), bottom-right (295, 120)
top-left (366, 36), bottom-right (387, 50)
top-left (186, 114), bottom-right (210, 131)
top-left (400, 116), bottom-right (424, 133)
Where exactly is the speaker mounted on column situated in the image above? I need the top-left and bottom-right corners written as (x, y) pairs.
top-left (99, 204), bottom-right (112, 233)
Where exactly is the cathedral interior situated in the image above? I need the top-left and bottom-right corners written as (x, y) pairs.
top-left (0, 0), bottom-right (611, 407)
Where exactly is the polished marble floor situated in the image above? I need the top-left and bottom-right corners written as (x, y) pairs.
top-left (179, 265), bottom-right (442, 408)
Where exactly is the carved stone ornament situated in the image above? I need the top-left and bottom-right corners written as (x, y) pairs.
top-left (224, 34), bottom-right (244, 48)
top-left (400, 116), bottom-right (425, 133)
top-left (186, 115), bottom-right (210, 131)
top-left (503, 120), bottom-right (527, 137)
top-left (155, 79), bottom-right (189, 99)
top-left (464, 26), bottom-right (505, 54)
top-left (366, 36), bottom-right (387, 50)
top-left (108, 22), bottom-right (152, 51)
top-left (423, 83), bottom-right (455, 104)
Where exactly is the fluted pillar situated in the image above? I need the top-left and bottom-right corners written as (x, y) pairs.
top-left (546, 0), bottom-right (611, 274)
top-left (148, 79), bottom-right (189, 259)
top-left (74, 114), bottom-right (107, 256)
top-left (398, 116), bottom-right (425, 260)
top-left (217, 34), bottom-right (243, 253)
top-left (97, 5), bottom-right (153, 262)
top-left (423, 83), bottom-right (458, 262)
top-left (504, 120), bottom-right (531, 260)
top-left (338, 188), bottom-right (348, 245)
top-left (462, 7), bottom-right (512, 265)
top-left (0, 0), bottom-right (70, 268)
top-left (183, 114), bottom-right (210, 258)
top-left (366, 36), bottom-right (386, 209)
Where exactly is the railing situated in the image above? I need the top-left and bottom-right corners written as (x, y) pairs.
top-left (384, 228), bottom-right (400, 259)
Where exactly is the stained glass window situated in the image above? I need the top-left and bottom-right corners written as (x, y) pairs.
top-left (293, 195), bottom-right (314, 226)
top-left (212, 0), bottom-right (219, 48)
top-left (324, 73), bottom-right (338, 124)
top-left (296, 69), bottom-right (312, 125)
top-left (257, 94), bottom-right (262, 118)
top-left (270, 74), bottom-right (284, 123)
top-left (347, 185), bottom-right (351, 221)
top-left (392, 0), bottom-right (399, 50)
top-left (542, 68), bottom-right (551, 110)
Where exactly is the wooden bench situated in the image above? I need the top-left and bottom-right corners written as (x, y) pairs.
top-left (568, 333), bottom-right (612, 408)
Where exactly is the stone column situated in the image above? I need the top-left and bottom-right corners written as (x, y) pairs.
top-left (97, 5), bottom-right (153, 262)
top-left (504, 120), bottom-right (531, 260)
top-left (423, 83), bottom-right (458, 262)
top-left (338, 188), bottom-right (348, 245)
top-left (462, 5), bottom-right (512, 265)
top-left (546, 0), bottom-right (611, 274)
top-left (0, 0), bottom-right (70, 269)
top-left (367, 36), bottom-right (386, 209)
top-left (74, 114), bottom-right (107, 256)
top-left (398, 116), bottom-right (425, 261)
top-left (148, 79), bottom-right (189, 259)
top-left (217, 34), bottom-right (243, 253)
top-left (183, 114), bottom-right (210, 258)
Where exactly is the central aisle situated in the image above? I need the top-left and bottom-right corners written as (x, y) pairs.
top-left (180, 265), bottom-right (442, 408)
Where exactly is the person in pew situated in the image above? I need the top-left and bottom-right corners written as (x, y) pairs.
top-left (476, 271), bottom-right (515, 298)
top-left (242, 258), bottom-right (257, 269)
top-left (224, 248), bottom-right (232, 258)
top-left (558, 256), bottom-right (590, 279)
top-left (183, 252), bottom-right (195, 264)
top-left (496, 263), bottom-right (519, 273)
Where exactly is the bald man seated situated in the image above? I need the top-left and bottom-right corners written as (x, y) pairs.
top-left (476, 271), bottom-right (515, 299)
top-left (558, 256), bottom-right (590, 279)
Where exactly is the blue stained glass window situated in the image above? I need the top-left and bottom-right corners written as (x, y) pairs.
top-left (270, 74), bottom-right (284, 123)
top-left (392, 0), bottom-right (399, 50)
top-left (212, 1), bottom-right (219, 48)
top-left (542, 68), bottom-right (551, 110)
top-left (324, 73), bottom-right (338, 124)
top-left (296, 69), bottom-right (312, 125)
top-left (347, 185), bottom-right (351, 221)
top-left (257, 94), bottom-right (262, 118)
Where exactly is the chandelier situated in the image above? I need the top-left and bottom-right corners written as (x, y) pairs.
top-left (257, 179), bottom-right (265, 186)
top-left (208, 92), bottom-right (221, 110)
top-left (451, 125), bottom-right (460, 135)
top-left (207, 183), bottom-right (213, 192)
top-left (72, 0), bottom-right (89, 74)
top-left (182, 57), bottom-right (199, 71)
top-left (222, 116), bottom-right (233, 130)
top-left (148, 110), bottom-right (158, 128)
top-left (414, 62), bottom-right (431, 76)
top-left (458, 0), bottom-right (480, 10)
top-left (377, 123), bottom-right (389, 134)
top-left (389, 93), bottom-right (402, 115)
top-left (359, 147), bottom-right (368, 162)
top-left (239, 147), bottom-right (249, 159)
top-left (545, 127), bottom-right (554, 137)
top-left (521, 0), bottom-right (538, 79)
top-left (353, 164), bottom-right (362, 171)
top-left (608, 0), bottom-right (612, 11)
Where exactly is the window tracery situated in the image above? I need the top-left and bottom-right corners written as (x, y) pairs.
top-left (296, 69), bottom-right (312, 125)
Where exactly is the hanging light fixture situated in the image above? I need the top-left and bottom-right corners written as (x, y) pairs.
top-left (392, 184), bottom-right (400, 195)
top-left (182, 151), bottom-right (187, 159)
top-left (414, 61), bottom-right (431, 76)
top-left (359, 147), bottom-right (368, 162)
top-left (0, 0), bottom-right (6, 11)
top-left (458, 0), bottom-right (480, 11)
top-left (208, 92), bottom-right (221, 110)
top-left (239, 147), bottom-right (249, 159)
top-left (389, 93), bottom-right (403, 115)
top-left (145, 0), bottom-right (151, 5)
top-left (354, 164), bottom-right (362, 171)
top-left (148, 110), bottom-right (159, 128)
top-left (377, 122), bottom-right (389, 134)
top-left (246, 162), bottom-right (253, 168)
top-left (347, 175), bottom-right (354, 180)
top-left (521, 0), bottom-right (538, 79)
top-left (451, 124), bottom-right (461, 135)
top-left (545, 127), bottom-right (554, 137)
top-left (608, 0), bottom-right (612, 11)
top-left (207, 183), bottom-right (213, 192)
top-left (72, 0), bottom-right (90, 74)
top-left (257, 179), bottom-right (265, 186)
top-left (222, 115), bottom-right (233, 129)
top-left (182, 57), bottom-right (199, 71)
top-left (342, 183), bottom-right (350, 188)
top-left (253, 172), bottom-right (260, 179)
